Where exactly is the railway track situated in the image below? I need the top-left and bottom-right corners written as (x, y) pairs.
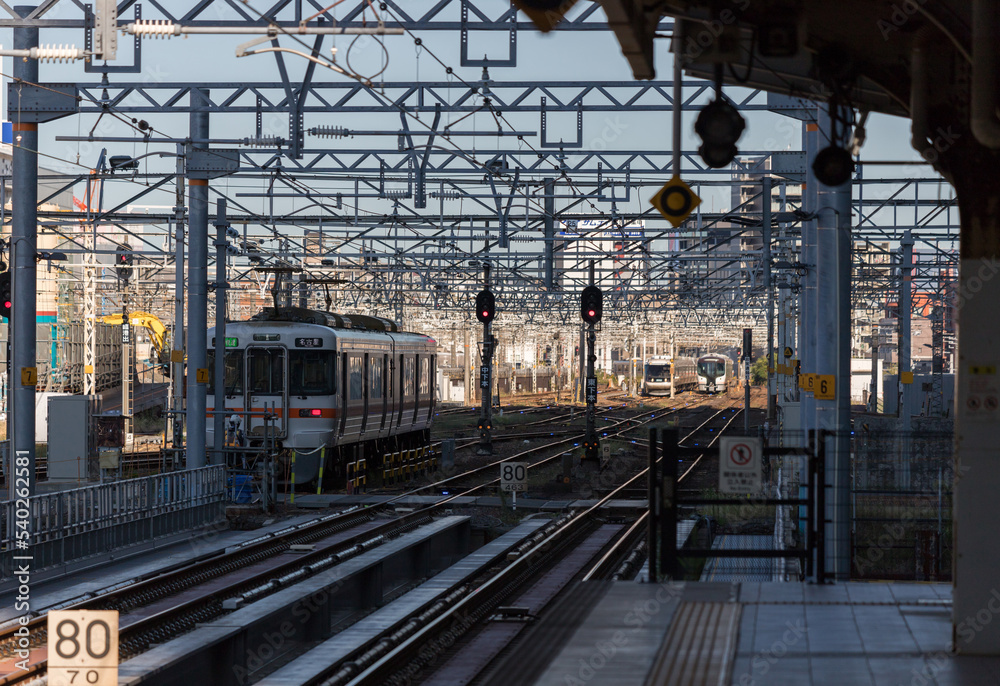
top-left (329, 407), bottom-right (745, 685)
top-left (582, 401), bottom-right (747, 583)
top-left (0, 398), bottom-right (710, 684)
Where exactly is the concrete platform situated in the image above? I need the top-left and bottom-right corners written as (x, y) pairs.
top-left (257, 518), bottom-right (550, 685)
top-left (498, 581), bottom-right (1000, 685)
top-left (118, 516), bottom-right (472, 686)
top-left (700, 534), bottom-right (776, 583)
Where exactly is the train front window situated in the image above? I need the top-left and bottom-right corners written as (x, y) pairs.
top-left (645, 364), bottom-right (669, 379)
top-left (206, 350), bottom-right (244, 394)
top-left (698, 361), bottom-right (724, 378)
top-left (289, 351), bottom-right (336, 395)
top-left (248, 348), bottom-right (285, 394)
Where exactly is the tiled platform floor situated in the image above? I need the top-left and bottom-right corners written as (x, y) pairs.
top-left (527, 582), bottom-right (1000, 686)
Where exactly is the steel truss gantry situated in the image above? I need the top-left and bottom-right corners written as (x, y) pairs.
top-left (0, 0), bottom-right (960, 479)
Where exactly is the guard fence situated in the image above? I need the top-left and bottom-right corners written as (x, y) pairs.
top-left (0, 465), bottom-right (226, 577)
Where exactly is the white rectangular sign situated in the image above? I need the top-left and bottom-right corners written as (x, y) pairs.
top-left (47, 610), bottom-right (119, 686)
top-left (500, 461), bottom-right (527, 492)
top-left (718, 437), bottom-right (762, 495)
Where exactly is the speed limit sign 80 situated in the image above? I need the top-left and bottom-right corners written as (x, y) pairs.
top-left (500, 461), bottom-right (527, 492)
top-left (47, 610), bottom-right (118, 686)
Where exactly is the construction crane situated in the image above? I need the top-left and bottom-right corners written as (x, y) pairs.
top-left (98, 311), bottom-right (171, 372)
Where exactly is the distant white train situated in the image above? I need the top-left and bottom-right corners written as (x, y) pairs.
top-left (641, 356), bottom-right (697, 396)
top-left (696, 353), bottom-right (734, 393)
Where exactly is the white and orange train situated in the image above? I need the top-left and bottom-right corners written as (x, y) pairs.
top-left (207, 307), bottom-right (436, 486)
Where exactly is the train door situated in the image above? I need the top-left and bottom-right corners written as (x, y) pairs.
top-left (378, 353), bottom-right (388, 431)
top-left (412, 354), bottom-right (421, 426)
top-left (246, 347), bottom-right (287, 437)
top-left (339, 352), bottom-right (348, 437)
top-left (361, 353), bottom-right (370, 434)
top-left (426, 354), bottom-right (435, 422)
top-left (397, 353), bottom-right (406, 427)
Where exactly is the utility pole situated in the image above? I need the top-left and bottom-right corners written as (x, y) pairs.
top-left (120, 252), bottom-right (133, 452)
top-left (763, 175), bottom-right (776, 421)
top-left (743, 328), bottom-right (752, 434)
top-left (212, 200), bottom-right (229, 463)
top-left (11, 8), bottom-right (39, 495)
top-left (171, 147), bottom-right (186, 450)
top-left (464, 327), bottom-right (471, 407)
top-left (186, 88), bottom-right (210, 469)
top-left (898, 230), bottom-right (914, 423)
top-left (582, 262), bottom-right (601, 464)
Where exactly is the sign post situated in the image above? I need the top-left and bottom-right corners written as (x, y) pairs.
top-left (500, 461), bottom-right (527, 510)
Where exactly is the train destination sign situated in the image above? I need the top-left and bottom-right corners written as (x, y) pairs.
top-left (719, 437), bottom-right (761, 495)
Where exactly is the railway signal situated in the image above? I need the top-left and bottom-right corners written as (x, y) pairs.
top-left (580, 285), bottom-right (602, 324)
top-left (475, 289), bottom-right (495, 323)
top-left (115, 244), bottom-right (133, 282)
top-left (695, 98), bottom-right (746, 169)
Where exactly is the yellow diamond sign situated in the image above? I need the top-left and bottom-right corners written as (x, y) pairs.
top-left (650, 175), bottom-right (702, 228)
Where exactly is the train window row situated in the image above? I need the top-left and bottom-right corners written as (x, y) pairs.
top-left (206, 349), bottom-right (433, 400)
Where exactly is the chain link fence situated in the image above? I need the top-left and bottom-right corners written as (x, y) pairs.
top-left (851, 423), bottom-right (953, 581)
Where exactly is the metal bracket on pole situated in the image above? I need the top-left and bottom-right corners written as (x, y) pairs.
top-left (185, 147), bottom-right (240, 179)
top-left (460, 3), bottom-right (517, 67)
top-left (5, 83), bottom-right (79, 123)
top-left (540, 97), bottom-right (583, 148)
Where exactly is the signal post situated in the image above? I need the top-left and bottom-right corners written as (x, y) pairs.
top-left (581, 263), bottom-right (602, 464)
top-left (475, 266), bottom-right (496, 455)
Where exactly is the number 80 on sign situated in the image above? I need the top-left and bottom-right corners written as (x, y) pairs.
top-left (500, 461), bottom-right (527, 492)
top-left (47, 610), bottom-right (118, 686)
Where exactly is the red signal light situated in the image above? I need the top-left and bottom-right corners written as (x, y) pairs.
top-left (587, 309), bottom-right (595, 317)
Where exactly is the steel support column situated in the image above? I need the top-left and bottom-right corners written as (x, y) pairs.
top-left (172, 149), bottom-right (186, 450)
top-left (763, 175), bottom-right (775, 420)
top-left (212, 200), bottom-right (228, 463)
top-left (186, 89), bottom-right (210, 469)
top-left (898, 230), bottom-right (914, 424)
top-left (10, 8), bottom-right (38, 496)
top-left (814, 109), bottom-right (853, 582)
top-left (950, 152), bottom-right (1000, 654)
top-left (543, 178), bottom-right (555, 289)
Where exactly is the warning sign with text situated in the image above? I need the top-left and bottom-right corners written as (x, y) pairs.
top-left (718, 436), bottom-right (762, 495)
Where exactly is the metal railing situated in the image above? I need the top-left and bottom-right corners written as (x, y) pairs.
top-left (0, 466), bottom-right (226, 576)
top-left (648, 427), bottom-right (820, 583)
